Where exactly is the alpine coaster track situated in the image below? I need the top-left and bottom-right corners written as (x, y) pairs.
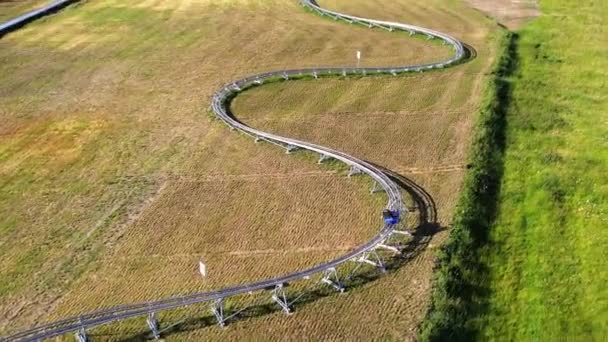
top-left (2, 0), bottom-right (467, 340)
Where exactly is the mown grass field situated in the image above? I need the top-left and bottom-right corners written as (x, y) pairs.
top-left (0, 0), bottom-right (51, 22)
top-left (472, 0), bottom-right (607, 339)
top-left (0, 0), bottom-right (498, 339)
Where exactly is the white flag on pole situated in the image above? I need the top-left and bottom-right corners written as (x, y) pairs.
top-left (356, 50), bottom-right (361, 60)
top-left (199, 261), bottom-right (207, 277)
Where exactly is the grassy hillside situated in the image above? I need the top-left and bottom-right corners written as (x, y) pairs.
top-left (421, 0), bottom-right (607, 340)
top-left (479, 0), bottom-right (607, 339)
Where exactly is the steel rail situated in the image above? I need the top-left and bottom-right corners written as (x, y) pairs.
top-left (2, 0), bottom-right (466, 340)
top-left (0, 0), bottom-right (80, 37)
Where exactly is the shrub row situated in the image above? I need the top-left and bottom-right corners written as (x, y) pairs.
top-left (418, 30), bottom-right (516, 341)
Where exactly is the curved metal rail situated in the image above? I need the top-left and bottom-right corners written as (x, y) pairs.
top-left (0, 0), bottom-right (80, 37)
top-left (2, 0), bottom-right (466, 340)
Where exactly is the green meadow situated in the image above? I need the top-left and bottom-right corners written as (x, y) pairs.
top-left (480, 0), bottom-right (607, 338)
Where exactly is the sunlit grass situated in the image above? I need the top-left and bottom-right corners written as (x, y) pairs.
top-left (0, 0), bottom-right (497, 339)
top-left (0, 0), bottom-right (50, 22)
top-left (479, 0), bottom-right (608, 339)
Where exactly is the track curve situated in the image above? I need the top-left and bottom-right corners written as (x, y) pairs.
top-left (2, 1), bottom-right (466, 340)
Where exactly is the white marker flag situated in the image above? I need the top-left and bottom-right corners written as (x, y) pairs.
top-left (356, 50), bottom-right (361, 60)
top-left (199, 261), bottom-right (207, 277)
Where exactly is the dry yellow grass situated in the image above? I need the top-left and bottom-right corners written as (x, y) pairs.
top-left (0, 0), bottom-right (51, 22)
top-left (0, 0), bottom-right (498, 339)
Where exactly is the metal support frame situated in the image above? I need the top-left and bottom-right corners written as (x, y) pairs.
top-left (271, 284), bottom-right (291, 314)
top-left (147, 312), bottom-right (160, 339)
top-left (370, 181), bottom-right (385, 193)
top-left (379, 229), bottom-right (414, 256)
top-left (75, 328), bottom-right (87, 342)
top-left (392, 229), bottom-right (413, 237)
top-left (286, 144), bottom-right (298, 154)
top-left (375, 23), bottom-right (391, 31)
top-left (320, 267), bottom-right (345, 292)
top-left (356, 250), bottom-right (386, 272)
top-left (376, 241), bottom-right (401, 254)
top-left (348, 166), bottom-right (363, 177)
top-left (210, 299), bottom-right (226, 327)
top-left (318, 154), bottom-right (331, 164)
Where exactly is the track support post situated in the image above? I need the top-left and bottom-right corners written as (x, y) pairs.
top-left (271, 284), bottom-right (291, 314)
top-left (286, 145), bottom-right (298, 154)
top-left (320, 267), bottom-right (345, 292)
top-left (348, 166), bottom-right (363, 177)
top-left (392, 229), bottom-right (413, 237)
top-left (370, 181), bottom-right (385, 193)
top-left (75, 328), bottom-right (87, 342)
top-left (147, 312), bottom-right (160, 339)
top-left (210, 299), bottom-right (226, 327)
top-left (376, 241), bottom-right (401, 254)
top-left (357, 250), bottom-right (387, 272)
top-left (318, 154), bottom-right (331, 164)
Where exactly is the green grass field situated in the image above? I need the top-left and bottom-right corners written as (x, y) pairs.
top-left (477, 0), bottom-right (608, 338)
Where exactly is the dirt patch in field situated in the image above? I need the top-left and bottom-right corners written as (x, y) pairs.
top-left (0, 0), bottom-right (50, 22)
top-left (465, 0), bottom-right (540, 29)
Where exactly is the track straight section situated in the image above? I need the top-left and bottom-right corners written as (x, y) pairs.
top-left (2, 1), bottom-right (466, 340)
top-left (0, 0), bottom-right (80, 37)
